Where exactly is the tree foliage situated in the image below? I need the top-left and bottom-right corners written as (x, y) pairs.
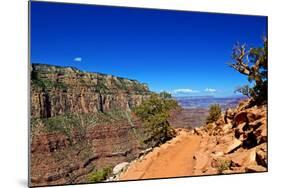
top-left (87, 166), bottom-right (112, 183)
top-left (229, 37), bottom-right (268, 105)
top-left (206, 104), bottom-right (222, 124)
top-left (159, 91), bottom-right (172, 99)
top-left (134, 94), bottom-right (178, 147)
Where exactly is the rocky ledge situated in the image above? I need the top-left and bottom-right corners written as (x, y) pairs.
top-left (31, 63), bottom-right (151, 118)
top-left (192, 99), bottom-right (267, 175)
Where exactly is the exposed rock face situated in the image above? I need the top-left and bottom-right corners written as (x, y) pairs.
top-left (30, 64), bottom-right (152, 186)
top-left (192, 99), bottom-right (267, 175)
top-left (31, 64), bottom-right (151, 118)
top-left (31, 121), bottom-right (144, 186)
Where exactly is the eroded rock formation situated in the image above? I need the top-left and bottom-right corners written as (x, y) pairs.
top-left (30, 64), bottom-right (151, 186)
top-left (31, 64), bottom-right (151, 118)
top-left (192, 99), bottom-right (267, 175)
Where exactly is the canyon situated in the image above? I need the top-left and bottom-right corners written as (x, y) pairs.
top-left (30, 64), bottom-right (151, 186)
top-left (30, 64), bottom-right (267, 186)
top-left (116, 99), bottom-right (267, 180)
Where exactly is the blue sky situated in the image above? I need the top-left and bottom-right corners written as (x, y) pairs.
top-left (31, 2), bottom-right (267, 97)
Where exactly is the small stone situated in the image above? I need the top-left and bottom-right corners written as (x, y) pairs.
top-left (113, 162), bottom-right (129, 175)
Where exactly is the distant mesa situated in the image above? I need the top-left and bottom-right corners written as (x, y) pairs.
top-left (175, 95), bottom-right (246, 110)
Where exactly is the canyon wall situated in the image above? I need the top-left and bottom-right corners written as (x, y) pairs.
top-left (31, 64), bottom-right (151, 118)
top-left (30, 64), bottom-right (151, 186)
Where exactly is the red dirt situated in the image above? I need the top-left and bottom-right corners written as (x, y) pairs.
top-left (119, 129), bottom-right (201, 180)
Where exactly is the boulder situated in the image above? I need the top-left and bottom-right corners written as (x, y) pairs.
top-left (234, 122), bottom-right (247, 140)
top-left (245, 165), bottom-right (267, 172)
top-left (256, 143), bottom-right (267, 167)
top-left (249, 118), bottom-right (264, 129)
top-left (112, 162), bottom-right (129, 175)
top-left (229, 148), bottom-right (256, 167)
top-left (234, 110), bottom-right (261, 125)
top-left (233, 112), bottom-right (248, 126)
top-left (246, 112), bottom-right (258, 123)
top-left (253, 123), bottom-right (267, 144)
top-left (224, 138), bottom-right (242, 154)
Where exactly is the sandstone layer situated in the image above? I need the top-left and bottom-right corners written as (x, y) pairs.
top-left (31, 64), bottom-right (151, 118)
top-left (30, 64), bottom-right (151, 186)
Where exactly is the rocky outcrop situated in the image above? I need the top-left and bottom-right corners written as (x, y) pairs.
top-left (30, 64), bottom-right (152, 186)
top-left (31, 64), bottom-right (151, 118)
top-left (110, 100), bottom-right (267, 181)
top-left (192, 99), bottom-right (267, 175)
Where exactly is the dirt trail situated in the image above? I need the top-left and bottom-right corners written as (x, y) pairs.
top-left (119, 130), bottom-right (201, 180)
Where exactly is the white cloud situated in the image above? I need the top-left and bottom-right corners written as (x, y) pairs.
top-left (204, 88), bottom-right (217, 93)
top-left (73, 57), bottom-right (82, 62)
top-left (173, 88), bottom-right (200, 94)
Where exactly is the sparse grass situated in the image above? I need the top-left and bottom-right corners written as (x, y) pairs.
top-left (217, 159), bottom-right (231, 173)
top-left (32, 77), bottom-right (67, 90)
top-left (42, 114), bottom-right (79, 134)
top-left (31, 109), bottom-right (129, 138)
top-left (87, 166), bottom-right (112, 183)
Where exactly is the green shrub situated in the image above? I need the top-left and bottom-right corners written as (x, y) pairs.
top-left (87, 166), bottom-right (112, 183)
top-left (42, 114), bottom-right (85, 144)
top-left (206, 104), bottom-right (221, 124)
top-left (217, 159), bottom-right (231, 173)
top-left (134, 94), bottom-right (178, 147)
top-left (159, 91), bottom-right (172, 99)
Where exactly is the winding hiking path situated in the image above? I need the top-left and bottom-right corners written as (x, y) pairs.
top-left (119, 130), bottom-right (201, 180)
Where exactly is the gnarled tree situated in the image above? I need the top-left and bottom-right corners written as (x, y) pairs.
top-left (229, 37), bottom-right (268, 105)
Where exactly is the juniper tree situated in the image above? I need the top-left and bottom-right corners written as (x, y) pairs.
top-left (229, 37), bottom-right (268, 105)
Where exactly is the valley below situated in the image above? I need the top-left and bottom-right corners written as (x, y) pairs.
top-left (30, 64), bottom-right (267, 187)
